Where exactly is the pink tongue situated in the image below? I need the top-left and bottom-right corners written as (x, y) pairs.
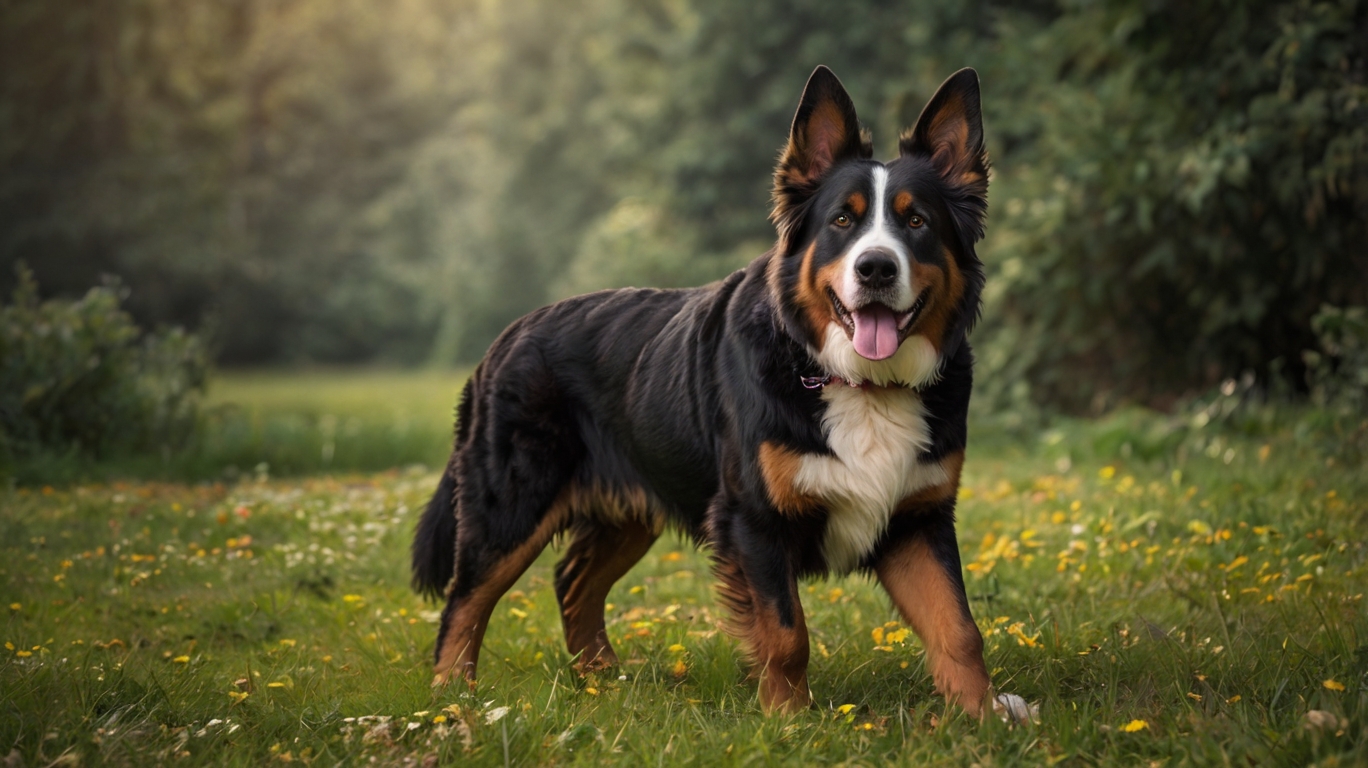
top-left (851, 305), bottom-right (900, 360)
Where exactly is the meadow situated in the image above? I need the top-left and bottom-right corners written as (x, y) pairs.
top-left (1, 371), bottom-right (1365, 766)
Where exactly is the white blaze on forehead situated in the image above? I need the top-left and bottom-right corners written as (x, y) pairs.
top-left (838, 165), bottom-right (914, 312)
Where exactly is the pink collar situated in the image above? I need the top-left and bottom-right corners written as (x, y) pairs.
top-left (800, 374), bottom-right (911, 392)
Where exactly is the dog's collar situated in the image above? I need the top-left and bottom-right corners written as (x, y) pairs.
top-left (800, 373), bottom-right (912, 392)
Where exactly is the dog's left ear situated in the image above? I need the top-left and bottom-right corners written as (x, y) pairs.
top-left (899, 68), bottom-right (988, 201)
top-left (903, 69), bottom-right (989, 360)
top-left (772, 66), bottom-right (868, 254)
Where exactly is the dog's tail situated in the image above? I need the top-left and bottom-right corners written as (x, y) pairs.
top-left (411, 470), bottom-right (458, 601)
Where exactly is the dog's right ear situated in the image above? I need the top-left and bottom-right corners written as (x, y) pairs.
top-left (771, 66), bottom-right (865, 254)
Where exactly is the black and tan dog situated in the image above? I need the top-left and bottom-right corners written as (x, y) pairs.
top-left (413, 66), bottom-right (1005, 717)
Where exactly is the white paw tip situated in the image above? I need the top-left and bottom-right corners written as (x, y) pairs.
top-left (993, 693), bottom-right (1038, 724)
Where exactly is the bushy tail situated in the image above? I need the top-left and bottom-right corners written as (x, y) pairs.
top-left (411, 471), bottom-right (458, 601)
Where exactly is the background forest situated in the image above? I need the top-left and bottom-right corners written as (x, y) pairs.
top-left (2, 0), bottom-right (1366, 412)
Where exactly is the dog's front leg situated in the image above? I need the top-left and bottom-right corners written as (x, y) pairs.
top-left (875, 503), bottom-right (990, 717)
top-left (713, 527), bottom-right (811, 715)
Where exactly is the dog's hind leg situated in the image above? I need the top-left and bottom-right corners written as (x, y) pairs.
top-left (554, 515), bottom-right (658, 673)
top-left (432, 508), bottom-right (565, 686)
top-left (874, 504), bottom-right (989, 717)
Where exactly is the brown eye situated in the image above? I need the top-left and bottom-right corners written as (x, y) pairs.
top-left (908, 215), bottom-right (924, 228)
top-left (834, 214), bottom-right (852, 228)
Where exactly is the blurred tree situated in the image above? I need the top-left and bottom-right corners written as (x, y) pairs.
top-left (3, 0), bottom-right (1362, 411)
top-left (977, 0), bottom-right (1368, 410)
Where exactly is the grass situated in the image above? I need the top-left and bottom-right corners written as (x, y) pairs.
top-left (4, 369), bottom-right (466, 486)
top-left (196, 369), bottom-right (466, 478)
top-left (1, 371), bottom-right (1366, 766)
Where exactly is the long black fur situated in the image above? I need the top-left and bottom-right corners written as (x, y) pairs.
top-left (411, 470), bottom-right (457, 600)
top-left (410, 65), bottom-right (993, 707)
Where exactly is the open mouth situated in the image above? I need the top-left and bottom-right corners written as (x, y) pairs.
top-left (828, 287), bottom-right (929, 361)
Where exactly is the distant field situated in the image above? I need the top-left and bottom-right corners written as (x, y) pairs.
top-left (2, 371), bottom-right (1365, 765)
top-left (195, 368), bottom-right (469, 479)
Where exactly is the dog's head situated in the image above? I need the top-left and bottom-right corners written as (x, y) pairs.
top-left (769, 66), bottom-right (987, 388)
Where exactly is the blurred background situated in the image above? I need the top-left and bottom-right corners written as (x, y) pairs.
top-left (1, 0), bottom-right (1365, 477)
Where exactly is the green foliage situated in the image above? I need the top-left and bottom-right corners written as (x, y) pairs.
top-left (1305, 304), bottom-right (1368, 410)
top-left (0, 265), bottom-right (206, 465)
top-left (977, 0), bottom-right (1368, 410)
top-left (3, 0), bottom-right (1363, 407)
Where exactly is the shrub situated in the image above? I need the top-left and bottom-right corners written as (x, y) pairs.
top-left (977, 0), bottom-right (1368, 411)
top-left (0, 264), bottom-right (206, 463)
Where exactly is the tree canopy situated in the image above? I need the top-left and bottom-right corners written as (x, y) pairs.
top-left (2, 0), bottom-right (1363, 408)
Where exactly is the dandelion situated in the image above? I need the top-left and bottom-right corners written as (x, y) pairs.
top-left (1006, 622), bottom-right (1041, 648)
top-left (228, 691), bottom-right (249, 703)
top-left (278, 638), bottom-right (297, 648)
top-left (1226, 695), bottom-right (1241, 704)
top-left (668, 644), bottom-right (686, 653)
top-left (671, 658), bottom-right (687, 678)
top-left (837, 704), bottom-right (856, 715)
top-left (1323, 679), bottom-right (1346, 691)
top-left (584, 687), bottom-right (599, 696)
top-left (1121, 719), bottom-right (1148, 732)
top-left (1098, 466), bottom-right (1116, 480)
top-left (16, 650), bottom-right (32, 658)
top-left (173, 655), bottom-right (190, 663)
top-left (7, 603), bottom-right (18, 611)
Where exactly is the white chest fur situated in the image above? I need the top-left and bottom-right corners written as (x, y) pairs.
top-left (793, 386), bottom-right (948, 573)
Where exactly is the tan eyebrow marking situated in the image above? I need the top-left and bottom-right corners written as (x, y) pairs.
top-left (893, 190), bottom-right (914, 217)
top-left (846, 192), bottom-right (867, 217)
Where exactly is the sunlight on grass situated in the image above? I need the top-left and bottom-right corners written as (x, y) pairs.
top-left (2, 375), bottom-right (1365, 765)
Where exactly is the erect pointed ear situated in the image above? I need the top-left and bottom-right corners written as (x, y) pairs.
top-left (899, 68), bottom-right (988, 191)
top-left (771, 66), bottom-right (867, 253)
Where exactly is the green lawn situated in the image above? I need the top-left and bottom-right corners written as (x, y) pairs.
top-left (2, 372), bottom-right (1365, 765)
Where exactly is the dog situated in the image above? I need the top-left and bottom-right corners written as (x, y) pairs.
top-left (412, 66), bottom-right (1001, 717)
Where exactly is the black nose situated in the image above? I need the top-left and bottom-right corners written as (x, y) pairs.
top-left (854, 250), bottom-right (899, 289)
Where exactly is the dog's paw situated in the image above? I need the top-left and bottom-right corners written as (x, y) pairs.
top-left (992, 693), bottom-right (1038, 724)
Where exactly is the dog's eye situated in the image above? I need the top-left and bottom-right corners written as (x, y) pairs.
top-left (834, 214), bottom-right (852, 228)
top-left (908, 215), bottom-right (924, 229)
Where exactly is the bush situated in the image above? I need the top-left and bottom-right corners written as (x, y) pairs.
top-left (976, 0), bottom-right (1368, 411)
top-left (0, 264), bottom-right (206, 463)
